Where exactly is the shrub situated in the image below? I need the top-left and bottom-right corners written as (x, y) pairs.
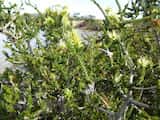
top-left (0, 0), bottom-right (160, 119)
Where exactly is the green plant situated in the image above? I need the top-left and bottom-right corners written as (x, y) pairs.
top-left (0, 0), bottom-right (160, 119)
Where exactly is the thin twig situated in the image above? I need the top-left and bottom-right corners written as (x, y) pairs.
top-left (98, 107), bottom-right (115, 120)
top-left (25, 0), bottom-right (42, 16)
top-left (90, 0), bottom-right (106, 19)
top-left (115, 0), bottom-right (121, 13)
top-left (0, 28), bottom-right (17, 40)
top-left (99, 107), bottom-right (115, 116)
top-left (129, 98), bottom-right (150, 108)
top-left (91, 0), bottom-right (110, 27)
top-left (122, 95), bottom-right (150, 108)
top-left (115, 100), bottom-right (129, 120)
top-left (153, 29), bottom-right (160, 55)
top-left (132, 86), bottom-right (157, 90)
top-left (0, 16), bottom-right (18, 41)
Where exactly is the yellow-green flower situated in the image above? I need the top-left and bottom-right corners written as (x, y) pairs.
top-left (137, 56), bottom-right (152, 68)
top-left (58, 39), bottom-right (66, 49)
top-left (107, 30), bottom-right (119, 40)
top-left (152, 8), bottom-right (159, 14)
top-left (64, 88), bottom-right (73, 99)
top-left (44, 16), bottom-right (55, 25)
top-left (69, 30), bottom-right (83, 47)
top-left (105, 7), bottom-right (120, 26)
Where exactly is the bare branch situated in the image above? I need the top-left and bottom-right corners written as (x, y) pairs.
top-left (98, 107), bottom-right (115, 120)
top-left (132, 86), bottom-right (157, 90)
top-left (129, 98), bottom-right (150, 108)
top-left (122, 95), bottom-right (150, 109)
top-left (99, 107), bottom-right (115, 116)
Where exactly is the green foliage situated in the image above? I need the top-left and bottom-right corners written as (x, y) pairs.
top-left (0, 0), bottom-right (160, 119)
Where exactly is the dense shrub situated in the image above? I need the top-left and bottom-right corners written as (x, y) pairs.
top-left (0, 0), bottom-right (160, 119)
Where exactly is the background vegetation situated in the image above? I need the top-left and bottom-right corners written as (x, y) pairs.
top-left (0, 0), bottom-right (160, 119)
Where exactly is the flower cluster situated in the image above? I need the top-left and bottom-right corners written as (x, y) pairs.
top-left (137, 56), bottom-right (152, 68)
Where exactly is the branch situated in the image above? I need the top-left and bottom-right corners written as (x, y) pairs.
top-left (115, 100), bottom-right (129, 120)
top-left (90, 0), bottom-right (106, 19)
top-left (99, 48), bottom-right (113, 58)
top-left (132, 86), bottom-right (157, 90)
top-left (98, 107), bottom-right (115, 120)
top-left (122, 94), bottom-right (150, 109)
top-left (153, 29), bottom-right (160, 54)
top-left (115, 0), bottom-right (121, 13)
top-left (98, 92), bottom-right (150, 120)
top-left (129, 71), bottom-right (134, 96)
top-left (0, 28), bottom-right (17, 41)
top-left (121, 16), bottom-right (151, 25)
top-left (91, 0), bottom-right (110, 27)
top-left (129, 98), bottom-right (150, 108)
top-left (0, 16), bottom-right (18, 41)
top-left (99, 107), bottom-right (115, 116)
top-left (25, 0), bottom-right (42, 16)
